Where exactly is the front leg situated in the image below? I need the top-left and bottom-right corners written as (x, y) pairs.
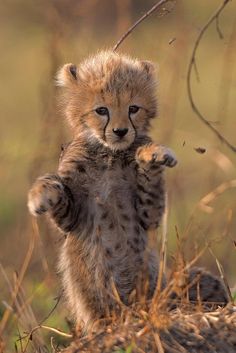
top-left (28, 174), bottom-right (64, 216)
top-left (135, 143), bottom-right (177, 230)
top-left (28, 174), bottom-right (83, 233)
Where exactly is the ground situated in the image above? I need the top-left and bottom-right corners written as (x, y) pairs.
top-left (60, 305), bottom-right (236, 353)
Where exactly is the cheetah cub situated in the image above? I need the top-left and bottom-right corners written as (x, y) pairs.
top-left (28, 51), bottom-right (227, 329)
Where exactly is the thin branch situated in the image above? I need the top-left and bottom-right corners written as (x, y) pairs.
top-left (0, 219), bottom-right (36, 336)
top-left (152, 331), bottom-right (165, 353)
top-left (113, 0), bottom-right (176, 51)
top-left (197, 179), bottom-right (236, 214)
top-left (216, 14), bottom-right (224, 39)
top-left (20, 325), bottom-right (72, 353)
top-left (208, 248), bottom-right (233, 303)
top-left (152, 192), bottom-right (168, 307)
top-left (39, 295), bottom-right (62, 326)
top-left (187, 0), bottom-right (236, 153)
top-left (193, 59), bottom-right (200, 82)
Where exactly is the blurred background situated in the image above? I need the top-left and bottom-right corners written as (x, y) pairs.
top-left (0, 0), bottom-right (235, 351)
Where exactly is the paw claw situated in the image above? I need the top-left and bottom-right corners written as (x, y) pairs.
top-left (163, 154), bottom-right (177, 168)
top-left (151, 153), bottom-right (158, 162)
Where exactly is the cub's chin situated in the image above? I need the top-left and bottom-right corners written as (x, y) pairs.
top-left (107, 138), bottom-right (134, 152)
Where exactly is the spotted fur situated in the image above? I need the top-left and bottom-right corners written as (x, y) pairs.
top-left (28, 51), bottom-right (228, 329)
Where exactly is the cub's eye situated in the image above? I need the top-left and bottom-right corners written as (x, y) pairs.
top-left (95, 107), bottom-right (109, 116)
top-left (129, 105), bottom-right (140, 114)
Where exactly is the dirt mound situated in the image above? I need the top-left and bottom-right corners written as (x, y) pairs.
top-left (61, 305), bottom-right (236, 353)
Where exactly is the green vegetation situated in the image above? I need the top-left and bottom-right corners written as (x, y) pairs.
top-left (115, 345), bottom-right (133, 353)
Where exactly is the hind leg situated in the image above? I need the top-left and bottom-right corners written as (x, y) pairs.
top-left (188, 267), bottom-right (229, 307)
top-left (170, 267), bottom-right (229, 309)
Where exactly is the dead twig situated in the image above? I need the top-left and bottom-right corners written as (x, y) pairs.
top-left (151, 193), bottom-right (168, 308)
top-left (50, 336), bottom-right (58, 353)
top-left (215, 13), bottom-right (224, 39)
top-left (0, 219), bottom-right (37, 336)
top-left (187, 0), bottom-right (236, 153)
top-left (12, 272), bottom-right (46, 350)
top-left (39, 295), bottom-right (62, 326)
top-left (20, 325), bottom-right (72, 353)
top-left (113, 0), bottom-right (176, 51)
top-left (208, 247), bottom-right (234, 303)
top-left (197, 179), bottom-right (236, 214)
top-left (152, 330), bottom-right (165, 353)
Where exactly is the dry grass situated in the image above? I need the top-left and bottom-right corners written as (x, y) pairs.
top-left (5, 235), bottom-right (234, 352)
top-left (60, 304), bottom-right (236, 353)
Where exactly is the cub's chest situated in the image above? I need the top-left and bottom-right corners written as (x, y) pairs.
top-left (91, 163), bottom-right (137, 205)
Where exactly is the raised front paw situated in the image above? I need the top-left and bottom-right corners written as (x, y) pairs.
top-left (28, 174), bottom-right (64, 216)
top-left (136, 144), bottom-right (177, 168)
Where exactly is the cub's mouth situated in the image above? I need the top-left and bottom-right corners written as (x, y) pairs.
top-left (107, 137), bottom-right (134, 151)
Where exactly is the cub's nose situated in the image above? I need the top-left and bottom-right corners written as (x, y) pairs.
top-left (112, 128), bottom-right (128, 137)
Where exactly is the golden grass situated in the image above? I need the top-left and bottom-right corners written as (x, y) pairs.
top-left (60, 304), bottom-right (236, 353)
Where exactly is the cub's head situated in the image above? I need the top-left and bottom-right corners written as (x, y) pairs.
top-left (57, 51), bottom-right (157, 151)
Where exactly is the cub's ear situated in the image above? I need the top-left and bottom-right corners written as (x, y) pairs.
top-left (56, 63), bottom-right (77, 87)
top-left (140, 60), bottom-right (157, 76)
